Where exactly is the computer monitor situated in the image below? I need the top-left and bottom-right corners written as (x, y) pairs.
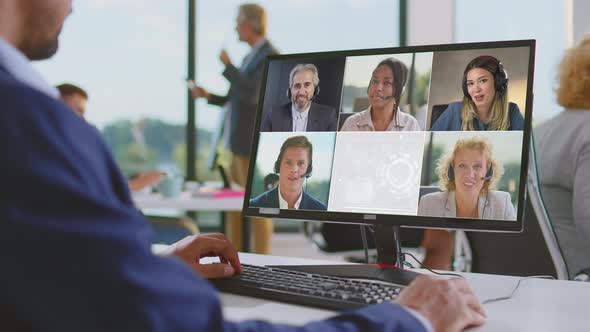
top-left (243, 40), bottom-right (535, 283)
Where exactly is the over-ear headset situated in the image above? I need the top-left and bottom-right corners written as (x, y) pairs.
top-left (287, 84), bottom-right (320, 99)
top-left (462, 55), bottom-right (509, 99)
top-left (274, 148), bottom-right (313, 178)
top-left (447, 164), bottom-right (494, 182)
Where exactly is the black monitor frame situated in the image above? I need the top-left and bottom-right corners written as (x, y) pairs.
top-left (243, 39), bottom-right (535, 234)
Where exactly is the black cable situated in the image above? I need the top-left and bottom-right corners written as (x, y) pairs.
top-left (403, 252), bottom-right (464, 278)
top-left (481, 275), bottom-right (555, 304)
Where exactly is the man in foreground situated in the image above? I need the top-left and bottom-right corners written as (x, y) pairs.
top-left (0, 0), bottom-right (485, 331)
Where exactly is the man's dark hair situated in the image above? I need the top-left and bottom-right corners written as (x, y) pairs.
top-left (56, 83), bottom-right (89, 100)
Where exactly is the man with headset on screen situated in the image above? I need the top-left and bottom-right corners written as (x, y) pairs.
top-left (0, 0), bottom-right (486, 330)
top-left (260, 63), bottom-right (338, 132)
top-left (250, 135), bottom-right (327, 210)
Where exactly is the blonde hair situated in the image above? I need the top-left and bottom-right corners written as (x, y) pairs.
top-left (238, 4), bottom-right (267, 36)
top-left (460, 56), bottom-right (510, 130)
top-left (437, 136), bottom-right (504, 194)
top-left (556, 36), bottom-right (590, 109)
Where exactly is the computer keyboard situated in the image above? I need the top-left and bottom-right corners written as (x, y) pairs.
top-left (210, 264), bottom-right (403, 311)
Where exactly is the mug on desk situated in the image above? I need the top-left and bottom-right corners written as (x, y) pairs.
top-left (156, 175), bottom-right (184, 198)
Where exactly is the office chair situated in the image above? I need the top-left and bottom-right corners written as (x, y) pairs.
top-left (458, 137), bottom-right (570, 279)
top-left (428, 104), bottom-right (448, 129)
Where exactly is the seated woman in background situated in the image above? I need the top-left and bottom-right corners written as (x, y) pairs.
top-left (419, 136), bottom-right (516, 220)
top-left (431, 55), bottom-right (524, 131)
top-left (340, 58), bottom-right (419, 131)
top-left (535, 36), bottom-right (590, 278)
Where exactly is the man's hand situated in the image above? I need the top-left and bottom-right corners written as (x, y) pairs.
top-left (189, 85), bottom-right (210, 100)
top-left (219, 49), bottom-right (231, 67)
top-left (397, 275), bottom-right (486, 332)
top-left (128, 170), bottom-right (165, 192)
top-left (170, 233), bottom-right (242, 279)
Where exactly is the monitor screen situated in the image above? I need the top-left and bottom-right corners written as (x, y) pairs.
top-left (243, 40), bottom-right (535, 233)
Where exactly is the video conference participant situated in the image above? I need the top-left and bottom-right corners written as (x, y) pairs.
top-left (260, 63), bottom-right (338, 132)
top-left (418, 137), bottom-right (516, 220)
top-left (250, 136), bottom-right (327, 210)
top-left (341, 58), bottom-right (419, 131)
top-left (431, 56), bottom-right (524, 131)
top-left (535, 36), bottom-right (590, 278)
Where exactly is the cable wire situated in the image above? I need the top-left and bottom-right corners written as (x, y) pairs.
top-left (481, 275), bottom-right (555, 304)
top-left (403, 252), bottom-right (464, 278)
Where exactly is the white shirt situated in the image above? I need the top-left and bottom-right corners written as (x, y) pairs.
top-left (277, 184), bottom-right (303, 209)
top-left (0, 38), bottom-right (59, 99)
top-left (340, 106), bottom-right (420, 132)
top-left (291, 103), bottom-right (310, 132)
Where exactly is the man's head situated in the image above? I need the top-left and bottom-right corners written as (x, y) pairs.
top-left (0, 0), bottom-right (72, 60)
top-left (274, 136), bottom-right (313, 193)
top-left (236, 4), bottom-right (266, 43)
top-left (288, 64), bottom-right (319, 112)
top-left (57, 83), bottom-right (88, 119)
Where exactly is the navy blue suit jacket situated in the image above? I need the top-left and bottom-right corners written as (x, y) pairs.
top-left (208, 40), bottom-right (279, 157)
top-left (0, 64), bottom-right (424, 331)
top-left (430, 101), bottom-right (524, 131)
top-left (260, 102), bottom-right (338, 132)
top-left (249, 187), bottom-right (328, 210)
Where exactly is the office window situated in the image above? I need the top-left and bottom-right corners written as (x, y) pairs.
top-left (35, 1), bottom-right (188, 177)
top-left (195, 0), bottom-right (400, 180)
top-left (455, 0), bottom-right (567, 124)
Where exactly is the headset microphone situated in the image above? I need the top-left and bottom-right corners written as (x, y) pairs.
top-left (481, 174), bottom-right (493, 181)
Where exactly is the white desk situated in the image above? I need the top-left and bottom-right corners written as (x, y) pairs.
top-left (219, 253), bottom-right (590, 331)
top-left (132, 192), bottom-right (243, 211)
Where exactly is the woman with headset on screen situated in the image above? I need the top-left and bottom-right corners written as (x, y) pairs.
top-left (249, 136), bottom-right (327, 210)
top-left (339, 58), bottom-right (457, 270)
top-left (340, 58), bottom-right (420, 131)
top-left (418, 136), bottom-right (517, 220)
top-left (430, 55), bottom-right (524, 131)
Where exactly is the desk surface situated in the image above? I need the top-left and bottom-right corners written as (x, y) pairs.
top-left (220, 253), bottom-right (590, 331)
top-left (133, 191), bottom-right (243, 211)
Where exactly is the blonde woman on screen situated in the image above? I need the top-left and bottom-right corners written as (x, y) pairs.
top-left (418, 137), bottom-right (516, 220)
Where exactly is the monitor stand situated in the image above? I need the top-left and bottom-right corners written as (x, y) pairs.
top-left (268, 225), bottom-right (421, 286)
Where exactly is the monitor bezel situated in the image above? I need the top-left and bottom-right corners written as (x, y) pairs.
top-left (242, 39), bottom-right (535, 233)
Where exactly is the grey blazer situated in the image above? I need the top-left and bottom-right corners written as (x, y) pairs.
top-left (208, 40), bottom-right (279, 157)
top-left (417, 191), bottom-right (516, 220)
top-left (535, 110), bottom-right (590, 278)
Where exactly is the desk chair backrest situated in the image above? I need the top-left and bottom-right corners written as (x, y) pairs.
top-left (463, 136), bottom-right (569, 279)
top-left (429, 104), bottom-right (448, 129)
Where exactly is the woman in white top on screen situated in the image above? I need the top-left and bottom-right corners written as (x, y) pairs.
top-left (340, 58), bottom-right (420, 132)
top-left (418, 137), bottom-right (516, 220)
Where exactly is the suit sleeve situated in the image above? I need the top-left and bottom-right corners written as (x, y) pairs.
top-left (260, 110), bottom-right (272, 131)
top-left (0, 87), bottom-right (426, 332)
top-left (208, 92), bottom-right (229, 107)
top-left (327, 107), bottom-right (338, 131)
top-left (223, 62), bottom-right (265, 107)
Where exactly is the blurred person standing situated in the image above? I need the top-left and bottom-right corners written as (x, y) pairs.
top-left (190, 4), bottom-right (278, 253)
